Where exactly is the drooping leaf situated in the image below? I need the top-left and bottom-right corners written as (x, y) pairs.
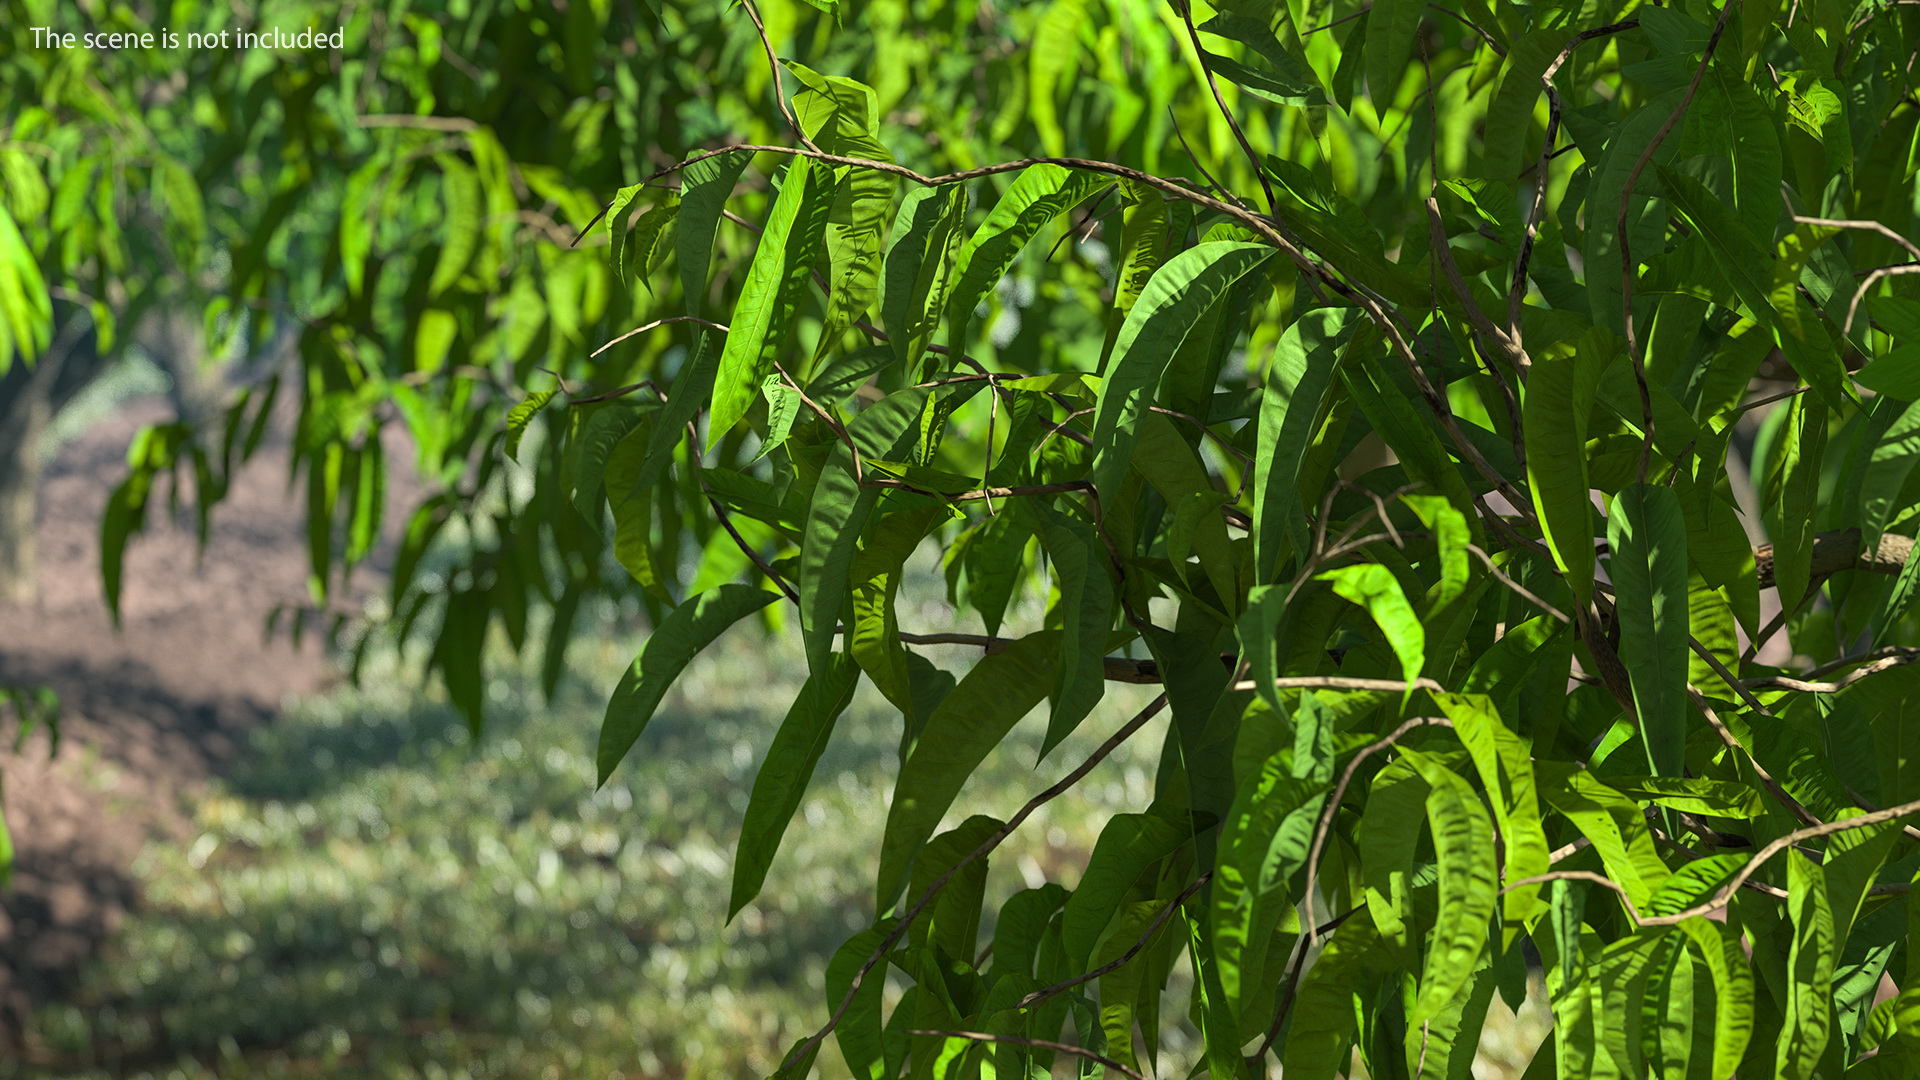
top-left (875, 631), bottom-right (1058, 909)
top-left (1776, 851), bottom-right (1836, 1080)
top-left (1525, 331), bottom-right (1612, 610)
top-left (1607, 482), bottom-right (1691, 778)
top-left (1088, 241), bottom-right (1278, 496)
top-left (1036, 505), bottom-right (1114, 757)
top-left (1435, 693), bottom-right (1551, 938)
top-left (881, 185), bottom-right (969, 376)
top-left (729, 654), bottom-right (862, 918)
top-left (1401, 747), bottom-right (1500, 1028)
top-left (1316, 563), bottom-right (1424, 687)
top-left (943, 164), bottom-right (1105, 358)
top-left (1253, 306), bottom-right (1354, 581)
top-left (597, 585), bottom-right (780, 784)
top-left (799, 389), bottom-right (931, 673)
top-left (710, 159), bottom-right (836, 435)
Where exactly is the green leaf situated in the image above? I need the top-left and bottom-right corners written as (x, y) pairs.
top-left (1236, 585), bottom-right (1287, 718)
top-left (1856, 344), bottom-right (1920, 401)
top-left (1675, 917), bottom-right (1755, 1079)
top-left (1281, 910), bottom-right (1386, 1079)
top-left (1316, 563), bottom-right (1424, 687)
top-left (1482, 30), bottom-right (1568, 182)
top-left (428, 154), bottom-right (481, 297)
top-left (1254, 307), bottom-right (1354, 581)
top-left (962, 502), bottom-right (1029, 636)
top-left (1028, 0), bottom-right (1087, 156)
top-left (1863, 397), bottom-right (1920, 550)
top-left (1661, 166), bottom-right (1854, 411)
top-left (788, 66), bottom-right (898, 367)
top-left (848, 509), bottom-right (941, 716)
top-left (1036, 505), bottom-right (1113, 757)
top-left (729, 654), bottom-right (861, 918)
top-left (826, 919), bottom-right (900, 1080)
top-left (1401, 748), bottom-right (1500, 1029)
top-left (1090, 241), bottom-right (1278, 497)
top-left (504, 391), bottom-right (555, 462)
top-left (0, 202), bottom-right (53, 369)
top-left (1525, 331), bottom-right (1612, 609)
top-left (1541, 763), bottom-right (1673, 908)
top-left (1776, 851), bottom-right (1836, 1080)
top-left (881, 185), bottom-right (969, 377)
top-left (1061, 812), bottom-right (1191, 969)
top-left (711, 160), bottom-right (836, 436)
top-left (1768, 393), bottom-right (1827, 611)
top-left (1607, 483), bottom-right (1690, 779)
top-left (943, 164), bottom-right (1105, 358)
top-left (619, 194), bottom-right (680, 293)
top-left (1100, 182), bottom-right (1169, 369)
top-left (1212, 753), bottom-right (1323, 1025)
top-left (602, 183), bottom-right (645, 282)
top-left (412, 308), bottom-right (458, 376)
top-left (875, 631), bottom-right (1058, 908)
top-left (1435, 693), bottom-right (1551, 939)
top-left (800, 389), bottom-right (930, 673)
top-left (620, 150), bottom-right (754, 502)
top-left (1363, 0), bottom-right (1422, 109)
top-left (569, 405), bottom-right (649, 522)
top-left (596, 585), bottom-right (780, 784)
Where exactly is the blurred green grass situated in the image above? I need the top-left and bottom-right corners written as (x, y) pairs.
top-left (3, 590), bottom-right (1185, 1079)
top-left (5, 585), bottom-right (1548, 1078)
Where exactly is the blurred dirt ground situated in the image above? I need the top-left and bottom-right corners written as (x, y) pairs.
top-left (0, 399), bottom-right (347, 1041)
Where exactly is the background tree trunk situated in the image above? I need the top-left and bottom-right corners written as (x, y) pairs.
top-left (0, 315), bottom-right (107, 605)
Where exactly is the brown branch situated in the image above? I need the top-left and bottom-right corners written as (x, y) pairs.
top-left (588, 315), bottom-right (731, 361)
top-left (1639, 795), bottom-right (1920, 925)
top-left (1847, 262), bottom-right (1920, 336)
top-left (780, 693), bottom-right (1170, 1072)
top-left (858, 478), bottom-right (1095, 503)
top-left (356, 113), bottom-right (479, 132)
top-left (1754, 528), bottom-right (1915, 588)
top-left (1427, 3), bottom-right (1505, 54)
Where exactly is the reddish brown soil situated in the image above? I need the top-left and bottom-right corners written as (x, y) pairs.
top-left (0, 400), bottom-right (344, 1039)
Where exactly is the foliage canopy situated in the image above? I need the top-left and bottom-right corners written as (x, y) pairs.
top-left (18, 0), bottom-right (1920, 1074)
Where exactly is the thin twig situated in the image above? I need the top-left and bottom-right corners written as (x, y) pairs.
top-left (588, 315), bottom-right (731, 361)
top-left (1687, 687), bottom-right (1821, 828)
top-left (1741, 648), bottom-right (1920, 693)
top-left (1847, 263), bottom-right (1920, 336)
top-left (1177, 0), bottom-right (1279, 215)
top-left (1792, 214), bottom-right (1920, 262)
top-left (905, 1032), bottom-right (1144, 1080)
top-left (740, 0), bottom-right (824, 156)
